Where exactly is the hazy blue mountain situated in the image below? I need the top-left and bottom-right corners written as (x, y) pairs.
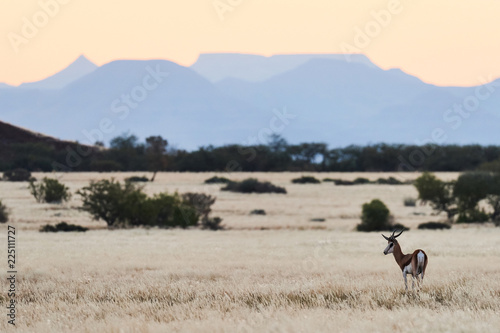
top-left (1, 54), bottom-right (499, 149)
top-left (0, 83), bottom-right (13, 89)
top-left (18, 55), bottom-right (98, 90)
top-left (191, 53), bottom-right (377, 82)
top-left (0, 59), bottom-right (266, 149)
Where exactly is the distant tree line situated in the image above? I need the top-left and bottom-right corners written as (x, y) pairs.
top-left (1, 133), bottom-right (500, 173)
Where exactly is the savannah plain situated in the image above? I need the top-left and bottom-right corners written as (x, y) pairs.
top-left (1, 172), bottom-right (499, 333)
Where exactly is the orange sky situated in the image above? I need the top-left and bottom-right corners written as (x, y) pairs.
top-left (1, 0), bottom-right (500, 86)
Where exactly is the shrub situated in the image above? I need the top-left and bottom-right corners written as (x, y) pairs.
top-left (77, 179), bottom-right (199, 228)
top-left (377, 177), bottom-right (403, 185)
top-left (292, 176), bottom-right (320, 184)
top-left (357, 199), bottom-right (392, 232)
top-left (125, 176), bottom-right (149, 182)
top-left (0, 200), bottom-right (8, 223)
top-left (353, 177), bottom-right (371, 185)
top-left (222, 178), bottom-right (287, 194)
top-left (181, 193), bottom-right (216, 219)
top-left (250, 209), bottom-right (266, 215)
top-left (181, 193), bottom-right (222, 230)
top-left (201, 216), bottom-right (224, 230)
top-left (3, 168), bottom-right (32, 182)
top-left (310, 218), bottom-right (326, 222)
top-left (322, 178), bottom-right (335, 182)
top-left (418, 222), bottom-right (451, 230)
top-left (29, 178), bottom-right (71, 203)
top-left (403, 197), bottom-right (417, 207)
top-left (456, 209), bottom-right (490, 223)
top-left (332, 179), bottom-right (355, 186)
top-left (204, 176), bottom-right (231, 184)
top-left (40, 222), bottom-right (88, 232)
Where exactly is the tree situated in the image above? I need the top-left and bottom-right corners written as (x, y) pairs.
top-left (486, 173), bottom-right (500, 223)
top-left (454, 172), bottom-right (491, 222)
top-left (414, 172), bottom-right (457, 221)
top-left (145, 136), bottom-right (168, 182)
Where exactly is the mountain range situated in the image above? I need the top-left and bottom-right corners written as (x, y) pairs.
top-left (0, 54), bottom-right (499, 149)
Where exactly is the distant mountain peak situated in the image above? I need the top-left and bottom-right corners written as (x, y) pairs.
top-left (191, 53), bottom-right (379, 83)
top-left (18, 55), bottom-right (98, 90)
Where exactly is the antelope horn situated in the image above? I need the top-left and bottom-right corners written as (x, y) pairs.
top-left (382, 234), bottom-right (390, 241)
top-left (393, 229), bottom-right (404, 238)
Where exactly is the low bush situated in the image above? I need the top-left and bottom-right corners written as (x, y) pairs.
top-left (77, 179), bottom-right (205, 229)
top-left (250, 209), bottom-right (266, 215)
top-left (3, 168), bottom-right (33, 182)
top-left (357, 199), bottom-right (398, 232)
top-left (310, 218), bottom-right (326, 222)
top-left (40, 222), bottom-right (88, 232)
top-left (201, 216), bottom-right (224, 230)
top-left (29, 178), bottom-right (71, 203)
top-left (291, 176), bottom-right (320, 184)
top-left (332, 179), bottom-right (355, 186)
top-left (418, 222), bottom-right (451, 230)
top-left (377, 177), bottom-right (403, 185)
top-left (403, 197), bottom-right (417, 207)
top-left (353, 177), bottom-right (371, 185)
top-left (456, 209), bottom-right (490, 223)
top-left (222, 178), bottom-right (287, 194)
top-left (0, 200), bottom-right (8, 223)
top-left (204, 176), bottom-right (231, 184)
top-left (322, 178), bottom-right (335, 182)
top-left (125, 176), bottom-right (149, 182)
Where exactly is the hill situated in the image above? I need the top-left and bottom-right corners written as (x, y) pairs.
top-left (0, 120), bottom-right (94, 171)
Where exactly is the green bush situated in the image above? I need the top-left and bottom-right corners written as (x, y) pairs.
top-left (332, 179), bottom-right (355, 186)
top-left (40, 222), bottom-right (88, 232)
top-left (376, 177), bottom-right (403, 185)
top-left (3, 168), bottom-right (32, 182)
top-left (125, 176), bottom-right (149, 182)
top-left (322, 178), bottom-right (335, 182)
top-left (291, 176), bottom-right (320, 184)
top-left (403, 197), bottom-right (417, 207)
top-left (29, 178), bottom-right (71, 203)
top-left (357, 199), bottom-right (392, 232)
top-left (353, 177), bottom-right (371, 184)
top-left (418, 222), bottom-right (451, 230)
top-left (456, 209), bottom-right (490, 223)
top-left (201, 216), bottom-right (224, 230)
top-left (204, 176), bottom-right (231, 184)
top-left (250, 209), bottom-right (266, 215)
top-left (222, 178), bottom-right (286, 194)
top-left (77, 179), bottom-right (199, 228)
top-left (0, 200), bottom-right (8, 223)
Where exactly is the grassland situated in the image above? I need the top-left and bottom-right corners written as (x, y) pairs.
top-left (1, 172), bottom-right (499, 332)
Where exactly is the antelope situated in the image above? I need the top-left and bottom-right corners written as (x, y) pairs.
top-left (382, 230), bottom-right (428, 291)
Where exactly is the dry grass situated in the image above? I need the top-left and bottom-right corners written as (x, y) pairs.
top-left (0, 172), bottom-right (499, 332)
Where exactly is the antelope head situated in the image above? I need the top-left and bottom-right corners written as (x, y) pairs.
top-left (382, 229), bottom-right (403, 255)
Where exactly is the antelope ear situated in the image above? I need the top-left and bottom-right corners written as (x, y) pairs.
top-left (382, 234), bottom-right (390, 241)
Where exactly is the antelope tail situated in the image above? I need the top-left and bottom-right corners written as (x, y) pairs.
top-left (417, 251), bottom-right (425, 275)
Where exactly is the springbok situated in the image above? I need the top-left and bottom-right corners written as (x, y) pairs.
top-left (382, 230), bottom-right (428, 291)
